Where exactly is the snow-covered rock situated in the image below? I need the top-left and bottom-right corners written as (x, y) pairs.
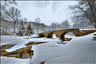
top-left (5, 44), bottom-right (27, 52)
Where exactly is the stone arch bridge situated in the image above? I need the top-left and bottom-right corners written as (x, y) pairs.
top-left (38, 28), bottom-right (96, 42)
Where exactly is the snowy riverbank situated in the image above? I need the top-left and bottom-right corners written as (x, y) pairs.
top-left (1, 32), bottom-right (96, 64)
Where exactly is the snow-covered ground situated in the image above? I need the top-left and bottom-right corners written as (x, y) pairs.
top-left (0, 34), bottom-right (38, 46)
top-left (79, 28), bottom-right (96, 30)
top-left (4, 32), bottom-right (75, 53)
top-left (4, 37), bottom-right (62, 52)
top-left (30, 32), bottom-right (96, 64)
top-left (1, 56), bottom-right (30, 64)
top-left (1, 32), bottom-right (96, 64)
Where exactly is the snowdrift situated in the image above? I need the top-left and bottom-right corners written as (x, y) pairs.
top-left (30, 32), bottom-right (96, 64)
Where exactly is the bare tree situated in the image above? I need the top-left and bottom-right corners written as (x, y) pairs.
top-left (61, 20), bottom-right (70, 29)
top-left (1, 6), bottom-right (21, 33)
top-left (10, 7), bottom-right (21, 33)
top-left (23, 18), bottom-right (28, 22)
top-left (1, 1), bottom-right (21, 34)
top-left (1, 1), bottom-right (19, 35)
top-left (1, 0), bottom-right (17, 5)
top-left (35, 17), bottom-right (41, 34)
top-left (1, 1), bottom-right (17, 21)
top-left (69, 0), bottom-right (96, 29)
top-left (51, 22), bottom-right (57, 30)
top-left (56, 23), bottom-right (62, 29)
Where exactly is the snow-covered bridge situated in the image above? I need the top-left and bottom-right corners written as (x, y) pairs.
top-left (38, 28), bottom-right (96, 42)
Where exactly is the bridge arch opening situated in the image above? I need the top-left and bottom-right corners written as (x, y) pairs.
top-left (52, 33), bottom-right (57, 38)
top-left (60, 32), bottom-right (75, 42)
top-left (47, 32), bottom-right (58, 38)
top-left (65, 32), bottom-right (75, 38)
top-left (39, 34), bottom-right (45, 37)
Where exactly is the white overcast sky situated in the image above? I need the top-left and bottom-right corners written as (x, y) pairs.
top-left (16, 1), bottom-right (79, 26)
top-left (2, 1), bottom-right (79, 26)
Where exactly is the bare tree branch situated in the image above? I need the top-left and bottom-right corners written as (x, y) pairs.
top-left (69, 0), bottom-right (96, 29)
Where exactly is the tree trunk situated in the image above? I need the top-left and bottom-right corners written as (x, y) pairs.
top-left (94, 19), bottom-right (96, 29)
top-left (37, 26), bottom-right (38, 34)
top-left (14, 22), bottom-right (15, 33)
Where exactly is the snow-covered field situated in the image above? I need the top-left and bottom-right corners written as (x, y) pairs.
top-left (1, 32), bottom-right (96, 64)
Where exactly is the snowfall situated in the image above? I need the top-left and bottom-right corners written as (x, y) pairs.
top-left (1, 31), bottom-right (96, 64)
